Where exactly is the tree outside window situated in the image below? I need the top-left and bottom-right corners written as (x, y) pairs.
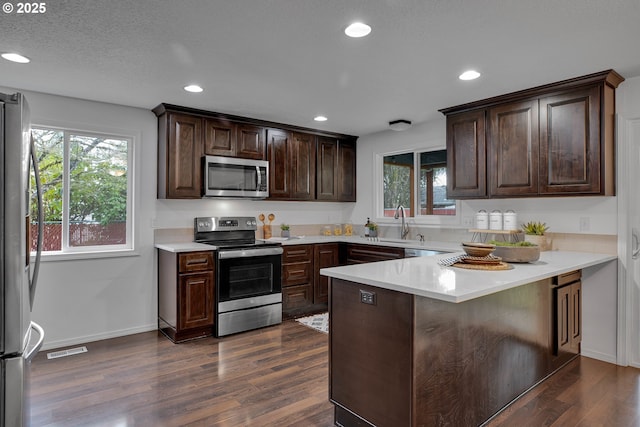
top-left (31, 128), bottom-right (132, 252)
top-left (382, 149), bottom-right (455, 218)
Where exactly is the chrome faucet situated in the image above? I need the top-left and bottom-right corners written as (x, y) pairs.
top-left (394, 205), bottom-right (410, 240)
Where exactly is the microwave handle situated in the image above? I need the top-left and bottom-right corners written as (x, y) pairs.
top-left (256, 166), bottom-right (261, 189)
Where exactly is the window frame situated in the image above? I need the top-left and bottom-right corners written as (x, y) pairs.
top-left (375, 147), bottom-right (461, 226)
top-left (32, 124), bottom-right (137, 260)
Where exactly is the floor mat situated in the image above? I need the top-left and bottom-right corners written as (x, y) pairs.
top-left (295, 312), bottom-right (328, 334)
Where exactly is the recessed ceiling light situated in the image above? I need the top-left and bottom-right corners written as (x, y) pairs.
top-left (314, 115), bottom-right (328, 122)
top-left (459, 70), bottom-right (481, 81)
top-left (345, 22), bottom-right (371, 38)
top-left (184, 84), bottom-right (203, 93)
top-left (1, 53), bottom-right (30, 63)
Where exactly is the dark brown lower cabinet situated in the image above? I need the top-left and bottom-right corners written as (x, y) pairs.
top-left (282, 243), bottom-right (341, 318)
top-left (314, 243), bottom-right (339, 304)
top-left (555, 270), bottom-right (582, 355)
top-left (158, 250), bottom-right (215, 342)
top-left (329, 276), bottom-right (579, 426)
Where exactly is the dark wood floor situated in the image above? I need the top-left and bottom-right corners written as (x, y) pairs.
top-left (30, 320), bottom-right (640, 426)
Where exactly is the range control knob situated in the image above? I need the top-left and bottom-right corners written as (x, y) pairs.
top-left (246, 220), bottom-right (252, 226)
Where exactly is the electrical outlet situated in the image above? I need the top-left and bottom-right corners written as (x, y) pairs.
top-left (462, 216), bottom-right (474, 227)
top-left (360, 290), bottom-right (376, 305)
top-left (579, 217), bottom-right (590, 232)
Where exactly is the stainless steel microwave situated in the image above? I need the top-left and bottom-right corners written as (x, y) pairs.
top-left (203, 155), bottom-right (269, 198)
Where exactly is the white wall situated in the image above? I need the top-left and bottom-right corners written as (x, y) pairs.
top-left (0, 88), bottom-right (161, 350)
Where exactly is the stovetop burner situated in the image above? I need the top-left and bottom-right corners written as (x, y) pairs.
top-left (194, 216), bottom-right (281, 249)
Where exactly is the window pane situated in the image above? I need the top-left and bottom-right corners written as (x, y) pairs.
top-left (419, 150), bottom-right (455, 216)
top-left (383, 153), bottom-right (413, 217)
top-left (31, 129), bottom-right (64, 252)
top-left (68, 134), bottom-right (128, 247)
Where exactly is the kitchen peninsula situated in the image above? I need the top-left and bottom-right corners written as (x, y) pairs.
top-left (320, 251), bottom-right (616, 426)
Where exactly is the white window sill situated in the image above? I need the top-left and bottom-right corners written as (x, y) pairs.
top-left (35, 248), bottom-right (139, 262)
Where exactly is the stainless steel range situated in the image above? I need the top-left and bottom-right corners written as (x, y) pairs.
top-left (194, 216), bottom-right (283, 337)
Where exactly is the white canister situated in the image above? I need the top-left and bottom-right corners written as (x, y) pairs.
top-left (475, 210), bottom-right (489, 229)
top-left (503, 210), bottom-right (518, 231)
top-left (489, 210), bottom-right (503, 230)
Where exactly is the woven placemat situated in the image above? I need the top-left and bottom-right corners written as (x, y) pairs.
top-left (452, 261), bottom-right (512, 271)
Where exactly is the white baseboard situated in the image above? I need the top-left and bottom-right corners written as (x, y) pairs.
top-left (40, 324), bottom-right (158, 351)
top-left (581, 348), bottom-right (618, 365)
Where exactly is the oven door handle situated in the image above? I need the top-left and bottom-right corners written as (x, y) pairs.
top-left (218, 247), bottom-right (283, 259)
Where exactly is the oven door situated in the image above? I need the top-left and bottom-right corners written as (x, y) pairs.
top-left (216, 247), bottom-right (283, 336)
top-left (217, 247), bottom-right (283, 304)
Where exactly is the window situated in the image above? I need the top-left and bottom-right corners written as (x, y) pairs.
top-left (30, 127), bottom-right (133, 254)
top-left (381, 149), bottom-right (457, 221)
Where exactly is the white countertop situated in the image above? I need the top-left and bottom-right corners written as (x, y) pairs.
top-left (155, 236), bottom-right (463, 253)
top-left (155, 242), bottom-right (214, 252)
top-left (320, 251), bottom-right (617, 303)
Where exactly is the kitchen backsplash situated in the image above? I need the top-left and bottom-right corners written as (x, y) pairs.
top-left (154, 225), bottom-right (616, 255)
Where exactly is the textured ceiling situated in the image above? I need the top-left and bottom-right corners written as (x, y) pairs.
top-left (1, 0), bottom-right (639, 136)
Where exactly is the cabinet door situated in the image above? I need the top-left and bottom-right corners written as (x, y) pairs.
top-left (446, 110), bottom-right (487, 198)
top-left (266, 129), bottom-right (290, 199)
top-left (178, 271), bottom-right (214, 330)
top-left (167, 113), bottom-right (203, 198)
top-left (316, 136), bottom-right (339, 200)
top-left (539, 86), bottom-right (601, 194)
top-left (488, 100), bottom-right (539, 196)
top-left (338, 140), bottom-right (357, 202)
top-left (314, 243), bottom-right (340, 304)
top-left (236, 124), bottom-right (266, 160)
top-left (283, 284), bottom-right (314, 311)
top-left (204, 118), bottom-right (236, 156)
top-left (557, 285), bottom-right (571, 353)
top-left (289, 132), bottom-right (316, 200)
top-left (570, 281), bottom-right (582, 352)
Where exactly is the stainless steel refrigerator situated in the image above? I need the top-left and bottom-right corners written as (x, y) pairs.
top-left (0, 92), bottom-right (44, 426)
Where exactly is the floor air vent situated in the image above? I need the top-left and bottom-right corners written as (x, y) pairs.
top-left (47, 346), bottom-right (88, 359)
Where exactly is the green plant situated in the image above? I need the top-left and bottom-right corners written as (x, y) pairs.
top-left (366, 222), bottom-right (378, 230)
top-left (280, 223), bottom-right (290, 231)
top-left (521, 221), bottom-right (549, 236)
top-left (489, 240), bottom-right (536, 247)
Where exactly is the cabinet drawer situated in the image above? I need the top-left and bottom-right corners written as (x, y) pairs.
top-left (346, 244), bottom-right (404, 264)
top-left (555, 270), bottom-right (581, 286)
top-left (283, 262), bottom-right (313, 286)
top-left (283, 284), bottom-right (314, 310)
top-left (179, 251), bottom-right (214, 273)
top-left (283, 245), bottom-right (314, 263)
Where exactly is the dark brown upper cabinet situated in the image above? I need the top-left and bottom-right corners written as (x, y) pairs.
top-left (488, 99), bottom-right (539, 197)
top-left (204, 118), bottom-right (265, 160)
top-left (154, 103), bottom-right (357, 200)
top-left (317, 136), bottom-right (339, 200)
top-left (289, 132), bottom-right (317, 200)
top-left (439, 69), bottom-right (624, 199)
top-left (157, 112), bottom-right (203, 199)
top-left (268, 132), bottom-right (357, 202)
top-left (445, 109), bottom-right (487, 198)
top-left (266, 128), bottom-right (291, 199)
top-left (539, 86), bottom-right (604, 195)
top-left (337, 140), bottom-right (357, 202)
